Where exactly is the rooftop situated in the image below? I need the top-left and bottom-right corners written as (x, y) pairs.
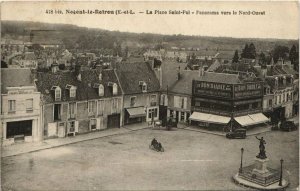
top-left (1, 68), bottom-right (35, 93)
top-left (116, 62), bottom-right (160, 94)
top-left (35, 69), bottom-right (122, 103)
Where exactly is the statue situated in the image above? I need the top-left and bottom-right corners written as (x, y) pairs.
top-left (255, 136), bottom-right (267, 159)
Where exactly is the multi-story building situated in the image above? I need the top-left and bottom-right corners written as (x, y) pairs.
top-left (36, 66), bottom-right (122, 139)
top-left (190, 71), bottom-right (269, 131)
top-left (1, 69), bottom-right (42, 145)
top-left (116, 62), bottom-right (160, 125)
top-left (158, 59), bottom-right (199, 125)
top-left (259, 62), bottom-right (297, 122)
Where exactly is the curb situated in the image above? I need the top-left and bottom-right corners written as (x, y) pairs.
top-left (179, 126), bottom-right (272, 137)
top-left (178, 127), bottom-right (225, 137)
top-left (2, 127), bottom-right (150, 158)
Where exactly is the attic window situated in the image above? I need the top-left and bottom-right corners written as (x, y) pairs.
top-left (99, 84), bottom-right (104, 96)
top-left (107, 82), bottom-right (118, 95)
top-left (66, 85), bottom-right (77, 98)
top-left (51, 86), bottom-right (61, 101)
top-left (99, 73), bottom-right (102, 81)
top-left (112, 83), bottom-right (118, 95)
top-left (93, 83), bottom-right (104, 97)
top-left (142, 82), bottom-right (147, 93)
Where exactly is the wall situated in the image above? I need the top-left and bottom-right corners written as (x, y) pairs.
top-left (123, 92), bottom-right (160, 123)
top-left (43, 96), bottom-right (123, 137)
top-left (1, 88), bottom-right (42, 143)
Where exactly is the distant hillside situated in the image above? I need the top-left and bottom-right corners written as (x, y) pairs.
top-left (1, 20), bottom-right (298, 52)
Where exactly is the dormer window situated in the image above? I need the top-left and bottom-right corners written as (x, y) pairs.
top-left (66, 85), bottom-right (77, 98)
top-left (139, 81), bottom-right (147, 92)
top-left (142, 82), bottom-right (147, 93)
top-left (113, 83), bottom-right (118, 95)
top-left (99, 84), bottom-right (104, 96)
top-left (93, 83), bottom-right (104, 97)
top-left (51, 86), bottom-right (61, 101)
top-left (108, 82), bottom-right (118, 96)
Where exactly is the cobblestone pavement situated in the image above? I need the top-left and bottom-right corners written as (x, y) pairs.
top-left (1, 128), bottom-right (298, 190)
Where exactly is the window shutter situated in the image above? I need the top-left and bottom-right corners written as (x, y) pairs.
top-left (184, 97), bottom-right (188, 109)
top-left (67, 122), bottom-right (71, 133)
top-left (67, 104), bottom-right (70, 119)
top-left (75, 121), bottom-right (79, 133)
top-left (165, 96), bottom-right (168, 106)
top-left (96, 118), bottom-right (101, 130)
top-left (174, 96), bottom-right (179, 108)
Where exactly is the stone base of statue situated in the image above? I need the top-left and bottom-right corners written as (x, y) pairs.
top-left (252, 158), bottom-right (270, 176)
top-left (233, 157), bottom-right (289, 190)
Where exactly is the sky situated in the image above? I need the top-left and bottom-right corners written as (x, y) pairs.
top-left (1, 1), bottom-right (299, 39)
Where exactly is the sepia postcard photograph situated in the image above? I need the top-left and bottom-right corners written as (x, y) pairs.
top-left (0, 1), bottom-right (299, 190)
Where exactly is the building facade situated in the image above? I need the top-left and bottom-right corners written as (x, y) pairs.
top-left (1, 69), bottom-right (42, 145)
top-left (36, 67), bottom-right (123, 139)
top-left (116, 62), bottom-right (160, 125)
top-left (190, 72), bottom-right (268, 131)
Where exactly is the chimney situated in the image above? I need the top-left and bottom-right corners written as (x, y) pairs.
top-left (99, 72), bottom-right (103, 81)
top-left (262, 68), bottom-right (267, 78)
top-left (270, 57), bottom-right (274, 65)
top-left (177, 66), bottom-right (181, 80)
top-left (75, 63), bottom-right (82, 81)
top-left (199, 66), bottom-right (204, 77)
top-left (51, 63), bottom-right (59, 73)
top-left (274, 77), bottom-right (278, 88)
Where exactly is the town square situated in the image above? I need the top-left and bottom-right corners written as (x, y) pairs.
top-left (1, 1), bottom-right (299, 190)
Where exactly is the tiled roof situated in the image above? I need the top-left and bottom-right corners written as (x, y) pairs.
top-left (116, 62), bottom-right (160, 94)
top-left (265, 75), bottom-right (293, 90)
top-left (161, 60), bottom-right (188, 91)
top-left (36, 69), bottom-right (122, 103)
top-left (168, 70), bottom-right (201, 95)
top-left (266, 64), bottom-right (298, 76)
top-left (214, 50), bottom-right (235, 60)
top-left (1, 68), bottom-right (35, 93)
top-left (198, 72), bottom-right (241, 84)
top-left (23, 52), bottom-right (37, 60)
top-left (207, 60), bottom-right (221, 72)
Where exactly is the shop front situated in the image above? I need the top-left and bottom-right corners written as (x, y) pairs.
top-left (124, 107), bottom-right (146, 125)
top-left (189, 111), bottom-right (231, 131)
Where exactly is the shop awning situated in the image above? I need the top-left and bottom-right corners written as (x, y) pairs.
top-left (234, 113), bottom-right (269, 127)
top-left (189, 112), bottom-right (231, 124)
top-left (126, 107), bottom-right (146, 118)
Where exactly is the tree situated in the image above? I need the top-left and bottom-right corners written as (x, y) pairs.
top-left (271, 45), bottom-right (289, 63)
top-left (248, 43), bottom-right (256, 59)
top-left (289, 45), bottom-right (298, 71)
top-left (258, 52), bottom-right (266, 66)
top-left (232, 50), bottom-right (239, 63)
top-left (241, 44), bottom-right (249, 58)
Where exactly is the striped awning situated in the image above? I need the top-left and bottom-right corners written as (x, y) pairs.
top-left (189, 112), bottom-right (231, 124)
top-left (126, 107), bottom-right (146, 118)
top-left (234, 113), bottom-right (269, 127)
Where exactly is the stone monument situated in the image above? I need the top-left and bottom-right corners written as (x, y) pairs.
top-left (233, 137), bottom-right (289, 190)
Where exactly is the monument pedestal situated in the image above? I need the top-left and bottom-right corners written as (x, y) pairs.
top-left (236, 157), bottom-right (282, 187)
top-left (252, 158), bottom-right (272, 177)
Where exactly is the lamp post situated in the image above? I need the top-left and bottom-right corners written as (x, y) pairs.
top-left (239, 148), bottom-right (244, 173)
top-left (279, 159), bottom-right (284, 186)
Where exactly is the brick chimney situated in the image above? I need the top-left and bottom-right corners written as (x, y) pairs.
top-left (177, 66), bottom-right (181, 80)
